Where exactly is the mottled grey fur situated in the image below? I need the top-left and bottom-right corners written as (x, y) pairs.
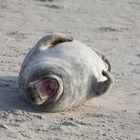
top-left (18, 32), bottom-right (113, 112)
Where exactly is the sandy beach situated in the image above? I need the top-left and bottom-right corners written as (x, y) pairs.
top-left (0, 0), bottom-right (140, 139)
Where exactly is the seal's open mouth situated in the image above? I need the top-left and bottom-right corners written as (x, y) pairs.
top-left (27, 75), bottom-right (63, 105)
top-left (35, 79), bottom-right (59, 100)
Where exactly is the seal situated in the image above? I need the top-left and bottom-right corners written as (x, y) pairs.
top-left (18, 32), bottom-right (113, 112)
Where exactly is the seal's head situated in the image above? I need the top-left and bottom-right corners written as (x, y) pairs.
top-left (26, 75), bottom-right (63, 106)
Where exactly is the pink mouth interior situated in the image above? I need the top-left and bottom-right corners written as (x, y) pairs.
top-left (36, 79), bottom-right (58, 98)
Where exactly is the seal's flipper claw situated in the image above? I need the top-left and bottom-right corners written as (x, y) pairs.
top-left (94, 70), bottom-right (113, 96)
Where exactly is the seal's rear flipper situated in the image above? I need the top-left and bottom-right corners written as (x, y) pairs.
top-left (38, 32), bottom-right (73, 50)
top-left (94, 70), bottom-right (113, 96)
top-left (92, 48), bottom-right (111, 72)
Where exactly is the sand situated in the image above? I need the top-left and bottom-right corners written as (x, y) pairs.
top-left (0, 0), bottom-right (140, 139)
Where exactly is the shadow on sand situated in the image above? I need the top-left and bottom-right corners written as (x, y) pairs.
top-left (0, 76), bottom-right (36, 112)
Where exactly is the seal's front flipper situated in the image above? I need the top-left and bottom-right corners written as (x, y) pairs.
top-left (94, 70), bottom-right (113, 96)
top-left (38, 32), bottom-right (73, 50)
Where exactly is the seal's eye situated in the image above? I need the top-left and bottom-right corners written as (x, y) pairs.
top-left (37, 79), bottom-right (58, 97)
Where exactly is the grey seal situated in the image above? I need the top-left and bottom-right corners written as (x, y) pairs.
top-left (18, 32), bottom-right (113, 112)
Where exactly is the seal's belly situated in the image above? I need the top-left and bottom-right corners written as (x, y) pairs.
top-left (35, 40), bottom-right (107, 81)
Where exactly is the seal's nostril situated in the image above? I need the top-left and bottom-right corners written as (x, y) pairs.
top-left (27, 92), bottom-right (35, 102)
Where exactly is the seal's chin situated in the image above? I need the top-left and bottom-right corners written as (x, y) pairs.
top-left (32, 79), bottom-right (59, 105)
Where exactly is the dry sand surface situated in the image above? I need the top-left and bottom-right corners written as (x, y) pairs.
top-left (0, 0), bottom-right (140, 139)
